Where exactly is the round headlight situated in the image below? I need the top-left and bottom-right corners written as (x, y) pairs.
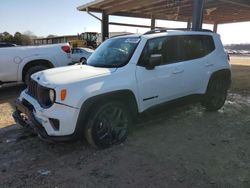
top-left (49, 89), bottom-right (55, 103)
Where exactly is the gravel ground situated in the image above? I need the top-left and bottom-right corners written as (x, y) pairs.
top-left (0, 57), bottom-right (249, 188)
top-left (0, 84), bottom-right (25, 128)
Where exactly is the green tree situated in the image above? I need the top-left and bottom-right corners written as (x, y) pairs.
top-left (0, 32), bottom-right (14, 43)
top-left (0, 31), bottom-right (36, 45)
top-left (14, 32), bottom-right (22, 45)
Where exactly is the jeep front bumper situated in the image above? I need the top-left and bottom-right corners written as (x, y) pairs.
top-left (12, 91), bottom-right (80, 142)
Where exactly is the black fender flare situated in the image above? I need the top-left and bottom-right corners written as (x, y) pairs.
top-left (73, 90), bottom-right (139, 139)
top-left (206, 69), bottom-right (231, 92)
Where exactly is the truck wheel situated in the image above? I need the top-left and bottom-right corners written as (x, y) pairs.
top-left (85, 101), bottom-right (132, 149)
top-left (80, 57), bottom-right (86, 64)
top-left (24, 65), bottom-right (48, 85)
top-left (201, 77), bottom-right (228, 111)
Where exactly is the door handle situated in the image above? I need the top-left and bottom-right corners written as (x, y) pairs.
top-left (205, 62), bottom-right (214, 67)
top-left (173, 69), bottom-right (184, 74)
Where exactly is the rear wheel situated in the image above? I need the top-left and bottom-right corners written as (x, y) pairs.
top-left (24, 65), bottom-right (48, 86)
top-left (202, 77), bottom-right (228, 111)
top-left (85, 101), bottom-right (132, 149)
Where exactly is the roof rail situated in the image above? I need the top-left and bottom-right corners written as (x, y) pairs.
top-left (110, 33), bottom-right (133, 38)
top-left (143, 28), bottom-right (212, 35)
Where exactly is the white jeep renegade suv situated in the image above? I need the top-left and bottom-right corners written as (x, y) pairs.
top-left (13, 29), bottom-right (231, 149)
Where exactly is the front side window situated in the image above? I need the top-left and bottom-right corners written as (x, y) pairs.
top-left (87, 37), bottom-right (140, 68)
top-left (139, 36), bottom-right (180, 65)
top-left (139, 37), bottom-right (164, 66)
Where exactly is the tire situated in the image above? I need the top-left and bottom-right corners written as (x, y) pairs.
top-left (24, 65), bottom-right (48, 85)
top-left (80, 57), bottom-right (86, 64)
top-left (85, 101), bottom-right (132, 149)
top-left (202, 76), bottom-right (228, 111)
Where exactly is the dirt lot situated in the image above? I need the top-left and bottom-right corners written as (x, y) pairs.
top-left (0, 56), bottom-right (250, 188)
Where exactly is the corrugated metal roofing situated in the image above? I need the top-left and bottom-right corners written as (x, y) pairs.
top-left (77, 0), bottom-right (250, 24)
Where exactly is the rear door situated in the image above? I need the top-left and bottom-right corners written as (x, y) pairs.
top-left (177, 35), bottom-right (216, 95)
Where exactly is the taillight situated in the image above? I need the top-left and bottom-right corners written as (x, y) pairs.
top-left (61, 46), bottom-right (71, 53)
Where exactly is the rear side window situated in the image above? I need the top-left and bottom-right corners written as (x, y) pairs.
top-left (139, 35), bottom-right (215, 66)
top-left (178, 35), bottom-right (215, 61)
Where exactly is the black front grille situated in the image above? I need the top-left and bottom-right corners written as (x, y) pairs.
top-left (27, 79), bottom-right (52, 108)
top-left (27, 79), bottom-right (39, 99)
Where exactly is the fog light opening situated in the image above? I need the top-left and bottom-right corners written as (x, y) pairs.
top-left (49, 118), bottom-right (60, 131)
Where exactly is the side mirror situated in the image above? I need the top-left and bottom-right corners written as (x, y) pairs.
top-left (146, 54), bottom-right (162, 70)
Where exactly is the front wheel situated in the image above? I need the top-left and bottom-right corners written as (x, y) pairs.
top-left (85, 101), bottom-right (132, 149)
top-left (201, 77), bottom-right (228, 111)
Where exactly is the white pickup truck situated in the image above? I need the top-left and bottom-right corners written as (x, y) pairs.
top-left (0, 43), bottom-right (72, 85)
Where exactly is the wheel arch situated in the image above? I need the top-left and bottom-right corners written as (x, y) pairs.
top-left (207, 69), bottom-right (231, 91)
top-left (74, 90), bottom-right (139, 138)
top-left (21, 59), bottom-right (54, 82)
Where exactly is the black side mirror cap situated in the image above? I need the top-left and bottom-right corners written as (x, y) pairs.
top-left (146, 54), bottom-right (162, 70)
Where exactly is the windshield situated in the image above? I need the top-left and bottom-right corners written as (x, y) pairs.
top-left (89, 34), bottom-right (97, 42)
top-left (87, 37), bottom-right (140, 68)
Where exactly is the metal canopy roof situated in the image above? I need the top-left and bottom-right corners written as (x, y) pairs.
top-left (77, 0), bottom-right (250, 24)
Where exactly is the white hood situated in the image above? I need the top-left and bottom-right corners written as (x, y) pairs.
top-left (31, 65), bottom-right (116, 87)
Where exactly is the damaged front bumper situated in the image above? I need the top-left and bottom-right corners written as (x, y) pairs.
top-left (13, 99), bottom-right (53, 141)
top-left (12, 93), bottom-right (80, 142)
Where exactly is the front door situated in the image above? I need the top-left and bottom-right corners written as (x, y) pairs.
top-left (135, 36), bottom-right (185, 111)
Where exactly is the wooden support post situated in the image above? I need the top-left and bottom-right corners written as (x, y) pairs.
top-left (102, 12), bottom-right (109, 42)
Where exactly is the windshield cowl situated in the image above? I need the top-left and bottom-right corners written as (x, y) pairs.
top-left (88, 64), bottom-right (121, 68)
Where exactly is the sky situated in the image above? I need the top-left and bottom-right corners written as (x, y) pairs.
top-left (1, 0), bottom-right (250, 45)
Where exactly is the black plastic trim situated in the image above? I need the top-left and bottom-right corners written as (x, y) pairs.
top-left (208, 69), bottom-right (231, 90)
top-left (74, 89), bottom-right (139, 136)
top-left (143, 96), bottom-right (158, 101)
top-left (143, 28), bottom-right (212, 35)
top-left (0, 81), bottom-right (16, 85)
